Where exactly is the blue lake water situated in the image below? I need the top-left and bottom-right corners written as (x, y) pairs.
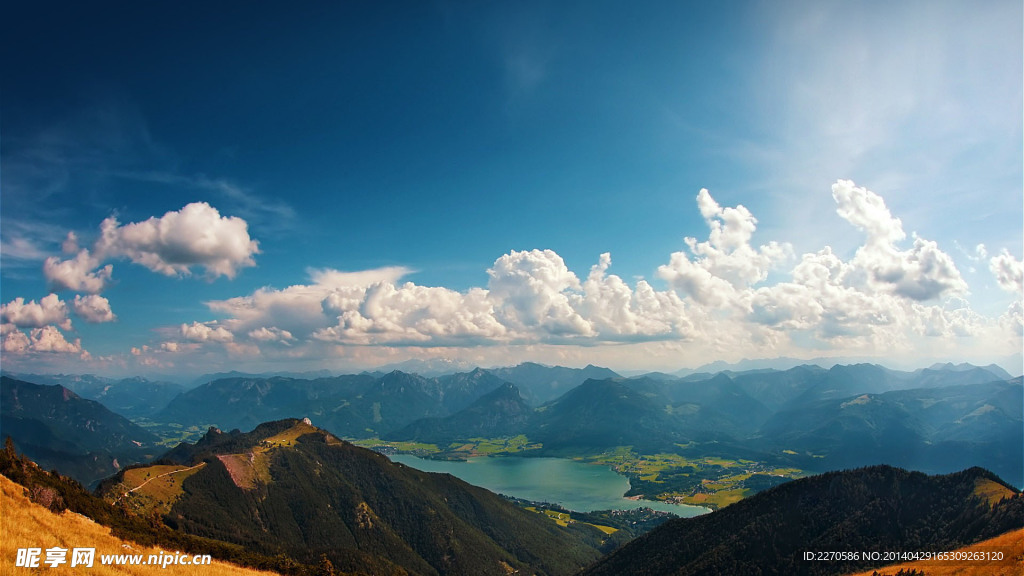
top-left (389, 454), bottom-right (706, 516)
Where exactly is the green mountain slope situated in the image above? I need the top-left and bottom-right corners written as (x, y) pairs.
top-left (0, 376), bottom-right (160, 487)
top-left (582, 465), bottom-right (1023, 576)
top-left (385, 383), bottom-right (533, 444)
top-left (757, 379), bottom-right (1023, 486)
top-left (124, 419), bottom-right (604, 576)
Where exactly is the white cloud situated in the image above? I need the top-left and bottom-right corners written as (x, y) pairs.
top-left (248, 327), bottom-right (296, 343)
top-left (1, 236), bottom-right (50, 261)
top-left (831, 180), bottom-right (967, 301)
top-left (1, 325), bottom-right (83, 355)
top-left (206, 267), bottom-right (413, 343)
top-left (1, 294), bottom-right (72, 330)
top-left (96, 202), bottom-right (259, 278)
top-left (316, 282), bottom-right (507, 345)
top-left (0, 221), bottom-right (72, 263)
top-left (62, 231), bottom-right (79, 254)
top-left (581, 253), bottom-right (692, 338)
top-left (30, 326), bottom-right (83, 353)
top-left (657, 189), bottom-right (791, 307)
top-left (1, 327), bottom-right (30, 353)
top-left (43, 249), bottom-right (113, 293)
top-left (152, 180), bottom-right (1018, 370)
top-left (990, 249), bottom-right (1023, 294)
top-left (72, 294), bottom-right (116, 323)
top-left (181, 321), bottom-right (234, 343)
top-left (487, 249), bottom-right (593, 337)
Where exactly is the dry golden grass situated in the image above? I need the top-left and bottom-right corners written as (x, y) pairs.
top-left (113, 463), bottom-right (206, 516)
top-left (262, 421), bottom-right (319, 447)
top-left (0, 474), bottom-right (280, 576)
top-left (844, 528), bottom-right (1024, 576)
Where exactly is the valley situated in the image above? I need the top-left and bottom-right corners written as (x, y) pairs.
top-left (1, 360), bottom-right (1021, 575)
top-left (357, 437), bottom-right (805, 510)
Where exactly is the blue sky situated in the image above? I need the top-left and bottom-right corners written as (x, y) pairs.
top-left (2, 0), bottom-right (1021, 377)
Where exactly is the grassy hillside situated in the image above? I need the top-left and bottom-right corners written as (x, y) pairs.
top-left (0, 474), bottom-right (281, 576)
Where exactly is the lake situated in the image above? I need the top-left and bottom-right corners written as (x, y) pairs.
top-left (389, 454), bottom-right (706, 516)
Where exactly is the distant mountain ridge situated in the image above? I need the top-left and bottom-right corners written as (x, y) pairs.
top-left (0, 376), bottom-right (160, 487)
top-left (386, 382), bottom-right (533, 443)
top-left (485, 362), bottom-right (622, 404)
top-left (391, 364), bottom-right (1022, 486)
top-left (2, 372), bottom-right (184, 418)
top-left (6, 361), bottom-right (1019, 489)
top-left (154, 363), bottom-right (621, 436)
top-left (674, 357), bottom-right (1018, 379)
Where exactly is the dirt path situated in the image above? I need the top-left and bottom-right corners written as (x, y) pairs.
top-left (126, 463), bottom-right (205, 494)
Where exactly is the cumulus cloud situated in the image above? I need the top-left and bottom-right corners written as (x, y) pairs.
top-left (62, 231), bottom-right (79, 254)
top-left (831, 180), bottom-right (967, 300)
top-left (1, 294), bottom-right (72, 330)
top-left (487, 250), bottom-right (593, 337)
top-left (96, 202), bottom-right (259, 278)
top-left (205, 266), bottom-right (413, 347)
top-left (30, 326), bottom-right (83, 353)
top-left (156, 180), bottom-right (1017, 367)
top-left (181, 321), bottom-right (234, 343)
top-left (248, 326), bottom-right (296, 343)
top-left (657, 189), bottom-right (790, 306)
top-left (581, 253), bottom-right (692, 338)
top-left (40, 202), bottom-right (257, 310)
top-left (990, 249), bottom-right (1023, 294)
top-left (199, 250), bottom-right (695, 353)
top-left (43, 249), bottom-right (113, 293)
top-left (1, 327), bottom-right (30, 353)
top-left (316, 282), bottom-right (507, 345)
top-left (2, 325), bottom-right (83, 355)
top-left (72, 294), bottom-right (116, 323)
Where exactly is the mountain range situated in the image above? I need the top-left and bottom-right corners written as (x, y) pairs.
top-left (0, 376), bottom-right (161, 487)
top-left (0, 358), bottom-right (1021, 576)
top-left (388, 364), bottom-right (1022, 486)
top-left (2, 372), bottom-right (184, 419)
top-left (2, 361), bottom-right (1020, 490)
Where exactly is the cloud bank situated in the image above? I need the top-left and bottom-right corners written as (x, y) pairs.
top-left (5, 180), bottom-right (1018, 372)
top-left (139, 180), bottom-right (1019, 371)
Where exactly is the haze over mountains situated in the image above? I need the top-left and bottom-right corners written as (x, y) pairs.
top-left (0, 359), bottom-right (1021, 576)
top-left (3, 360), bottom-right (1020, 489)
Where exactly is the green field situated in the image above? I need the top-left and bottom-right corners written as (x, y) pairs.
top-left (578, 448), bottom-right (804, 510)
top-left (132, 418), bottom-right (219, 447)
top-left (350, 435), bottom-right (542, 459)
top-left (524, 506), bottom-right (617, 534)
